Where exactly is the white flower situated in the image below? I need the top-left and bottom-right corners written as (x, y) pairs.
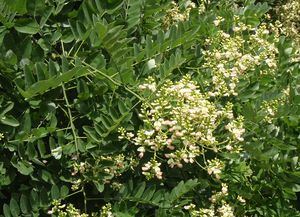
top-left (233, 26), bottom-right (241, 32)
top-left (214, 20), bottom-right (221, 26)
top-left (225, 144), bottom-right (233, 151)
top-left (213, 16), bottom-right (224, 26)
top-left (144, 130), bottom-right (155, 136)
top-left (221, 183), bottom-right (228, 195)
top-left (265, 58), bottom-right (276, 68)
top-left (207, 158), bottom-right (224, 178)
top-left (126, 132), bottom-right (134, 138)
top-left (226, 117), bottom-right (245, 142)
top-left (154, 120), bottom-right (162, 131)
top-left (237, 195), bottom-right (246, 203)
top-left (199, 207), bottom-right (215, 217)
top-left (217, 202), bottom-right (235, 217)
top-left (184, 204), bottom-right (195, 210)
top-left (221, 32), bottom-right (230, 38)
top-left (137, 146), bottom-right (146, 158)
top-left (262, 29), bottom-right (269, 35)
top-left (142, 160), bottom-right (163, 179)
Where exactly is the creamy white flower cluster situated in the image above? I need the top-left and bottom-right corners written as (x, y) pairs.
top-left (70, 154), bottom-right (130, 190)
top-left (138, 76), bottom-right (156, 92)
top-left (141, 158), bottom-right (163, 179)
top-left (277, 0), bottom-right (300, 47)
top-left (120, 76), bottom-right (245, 179)
top-left (210, 183), bottom-right (229, 203)
top-left (225, 116), bottom-right (245, 143)
top-left (260, 90), bottom-right (288, 123)
top-left (189, 202), bottom-right (235, 217)
top-left (162, 1), bottom-right (195, 28)
top-left (203, 16), bottom-right (279, 97)
top-left (207, 158), bottom-right (225, 179)
top-left (100, 203), bottom-right (114, 217)
top-left (258, 86), bottom-right (290, 124)
top-left (48, 200), bottom-right (89, 217)
top-left (186, 183), bottom-right (243, 217)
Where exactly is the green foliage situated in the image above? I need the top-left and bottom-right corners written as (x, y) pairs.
top-left (0, 9), bottom-right (13, 28)
top-left (0, 0), bottom-right (299, 216)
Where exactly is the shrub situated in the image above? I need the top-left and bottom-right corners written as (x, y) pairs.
top-left (0, 0), bottom-right (299, 216)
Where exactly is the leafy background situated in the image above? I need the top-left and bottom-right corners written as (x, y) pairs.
top-left (0, 0), bottom-right (299, 216)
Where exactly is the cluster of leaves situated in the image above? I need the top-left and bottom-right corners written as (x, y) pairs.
top-left (0, 0), bottom-right (299, 216)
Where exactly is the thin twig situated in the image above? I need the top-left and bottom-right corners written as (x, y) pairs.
top-left (62, 83), bottom-right (79, 153)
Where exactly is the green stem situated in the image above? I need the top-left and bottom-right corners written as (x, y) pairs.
top-left (73, 39), bottom-right (86, 57)
top-left (83, 186), bottom-right (87, 213)
top-left (62, 189), bottom-right (83, 200)
top-left (62, 83), bottom-right (79, 153)
top-left (83, 62), bottom-right (145, 101)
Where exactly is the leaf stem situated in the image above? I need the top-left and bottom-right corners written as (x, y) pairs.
top-left (82, 61), bottom-right (145, 101)
top-left (83, 186), bottom-right (87, 213)
top-left (62, 189), bottom-right (83, 200)
top-left (62, 83), bottom-right (79, 153)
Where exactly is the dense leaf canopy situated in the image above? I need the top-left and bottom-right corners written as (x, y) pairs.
top-left (0, 0), bottom-right (299, 216)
